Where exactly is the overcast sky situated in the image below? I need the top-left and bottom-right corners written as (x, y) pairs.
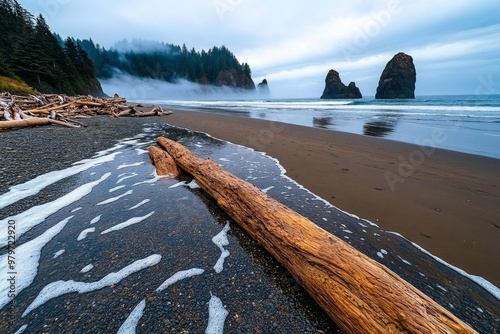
top-left (18, 0), bottom-right (500, 98)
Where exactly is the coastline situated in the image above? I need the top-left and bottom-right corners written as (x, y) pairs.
top-left (1, 111), bottom-right (499, 287)
top-left (163, 108), bottom-right (500, 287)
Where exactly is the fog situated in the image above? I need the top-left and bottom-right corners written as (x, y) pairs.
top-left (100, 73), bottom-right (267, 101)
top-left (111, 39), bottom-right (173, 54)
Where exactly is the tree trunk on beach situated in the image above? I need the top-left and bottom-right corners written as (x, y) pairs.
top-left (153, 136), bottom-right (477, 334)
top-left (0, 117), bottom-right (80, 129)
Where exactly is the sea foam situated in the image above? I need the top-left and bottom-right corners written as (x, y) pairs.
top-left (0, 152), bottom-right (119, 210)
top-left (22, 254), bottom-right (161, 316)
top-left (77, 228), bottom-right (95, 241)
top-left (156, 268), bottom-right (205, 292)
top-left (0, 173), bottom-right (110, 248)
top-left (96, 190), bottom-right (133, 205)
top-left (0, 216), bottom-right (72, 310)
top-left (117, 299), bottom-right (146, 334)
top-left (212, 223), bottom-right (230, 274)
top-left (101, 212), bottom-right (155, 235)
top-left (205, 295), bottom-right (228, 334)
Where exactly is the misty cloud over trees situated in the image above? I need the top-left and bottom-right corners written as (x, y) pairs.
top-left (76, 38), bottom-right (253, 88)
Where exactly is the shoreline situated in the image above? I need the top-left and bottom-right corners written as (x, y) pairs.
top-left (163, 108), bottom-right (500, 287)
top-left (1, 111), bottom-right (499, 287)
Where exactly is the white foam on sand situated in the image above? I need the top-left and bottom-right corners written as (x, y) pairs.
top-left (0, 153), bottom-right (119, 210)
top-left (128, 199), bottom-right (150, 210)
top-left (261, 186), bottom-right (274, 193)
top-left (101, 212), bottom-right (155, 235)
top-left (53, 250), bottom-right (65, 259)
top-left (117, 173), bottom-right (138, 184)
top-left (117, 162), bottom-right (144, 170)
top-left (0, 216), bottom-right (72, 310)
top-left (187, 180), bottom-right (200, 189)
top-left (22, 254), bottom-right (162, 316)
top-left (0, 173), bottom-right (110, 248)
top-left (77, 228), bottom-right (96, 241)
top-left (117, 299), bottom-right (146, 334)
top-left (156, 268), bottom-right (205, 292)
top-left (80, 264), bottom-right (94, 273)
top-left (169, 181), bottom-right (187, 189)
top-left (109, 185), bottom-right (126, 193)
top-left (96, 190), bottom-right (133, 205)
top-left (387, 231), bottom-right (500, 300)
top-left (205, 294), bottom-right (228, 334)
top-left (90, 215), bottom-right (102, 225)
top-left (132, 177), bottom-right (161, 187)
top-left (14, 324), bottom-right (27, 334)
top-left (212, 223), bottom-right (230, 274)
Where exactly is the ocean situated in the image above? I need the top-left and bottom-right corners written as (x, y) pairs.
top-left (146, 95), bottom-right (500, 159)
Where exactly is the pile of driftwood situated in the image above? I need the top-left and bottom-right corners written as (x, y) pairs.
top-left (0, 92), bottom-right (172, 129)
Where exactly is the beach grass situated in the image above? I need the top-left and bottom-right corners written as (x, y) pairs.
top-left (0, 76), bottom-right (38, 95)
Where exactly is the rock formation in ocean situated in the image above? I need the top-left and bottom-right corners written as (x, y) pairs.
top-left (216, 69), bottom-right (256, 90)
top-left (257, 79), bottom-right (270, 95)
top-left (375, 52), bottom-right (416, 99)
top-left (320, 70), bottom-right (362, 99)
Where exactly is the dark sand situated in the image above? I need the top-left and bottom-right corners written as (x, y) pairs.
top-left (163, 109), bottom-right (500, 287)
top-left (1, 110), bottom-right (499, 288)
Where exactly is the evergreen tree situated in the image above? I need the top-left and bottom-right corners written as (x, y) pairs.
top-left (76, 38), bottom-right (254, 87)
top-left (0, 1), bottom-right (102, 95)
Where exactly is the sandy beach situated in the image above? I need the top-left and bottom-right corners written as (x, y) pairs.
top-left (163, 109), bottom-right (500, 287)
top-left (1, 112), bottom-right (499, 333)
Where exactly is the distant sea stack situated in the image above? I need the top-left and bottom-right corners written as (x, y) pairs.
top-left (216, 69), bottom-right (256, 90)
top-left (257, 79), bottom-right (270, 95)
top-left (375, 52), bottom-right (416, 99)
top-left (320, 70), bottom-right (362, 99)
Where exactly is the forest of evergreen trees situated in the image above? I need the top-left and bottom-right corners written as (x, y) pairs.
top-left (0, 0), bottom-right (103, 95)
top-left (76, 38), bottom-right (254, 88)
top-left (0, 0), bottom-right (255, 96)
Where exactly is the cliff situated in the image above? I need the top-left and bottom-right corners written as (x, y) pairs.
top-left (257, 79), bottom-right (270, 95)
top-left (375, 52), bottom-right (416, 99)
top-left (216, 69), bottom-right (255, 90)
top-left (320, 70), bottom-right (362, 99)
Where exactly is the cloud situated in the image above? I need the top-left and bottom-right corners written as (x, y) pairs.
top-left (17, 0), bottom-right (500, 97)
top-left (111, 39), bottom-right (173, 53)
top-left (100, 73), bottom-right (262, 101)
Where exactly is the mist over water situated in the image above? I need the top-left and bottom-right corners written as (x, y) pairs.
top-left (100, 73), bottom-right (263, 101)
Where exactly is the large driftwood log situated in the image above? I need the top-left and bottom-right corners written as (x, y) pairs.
top-left (0, 118), bottom-right (79, 129)
top-left (156, 136), bottom-right (476, 334)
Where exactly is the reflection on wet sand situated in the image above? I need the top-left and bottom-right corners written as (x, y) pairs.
top-left (363, 113), bottom-right (400, 137)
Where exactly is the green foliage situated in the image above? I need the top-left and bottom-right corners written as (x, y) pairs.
top-left (0, 0), bottom-right (102, 95)
top-left (76, 38), bottom-right (253, 86)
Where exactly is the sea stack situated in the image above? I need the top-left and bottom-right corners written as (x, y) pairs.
top-left (320, 70), bottom-right (362, 99)
top-left (257, 79), bottom-right (270, 95)
top-left (375, 52), bottom-right (416, 99)
top-left (216, 69), bottom-right (256, 90)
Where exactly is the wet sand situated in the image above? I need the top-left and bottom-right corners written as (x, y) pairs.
top-left (163, 109), bottom-right (500, 287)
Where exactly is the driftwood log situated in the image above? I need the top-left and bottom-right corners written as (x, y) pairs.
top-left (147, 146), bottom-right (181, 177)
top-left (0, 92), bottom-right (172, 129)
top-left (153, 136), bottom-right (476, 334)
top-left (0, 117), bottom-right (80, 129)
